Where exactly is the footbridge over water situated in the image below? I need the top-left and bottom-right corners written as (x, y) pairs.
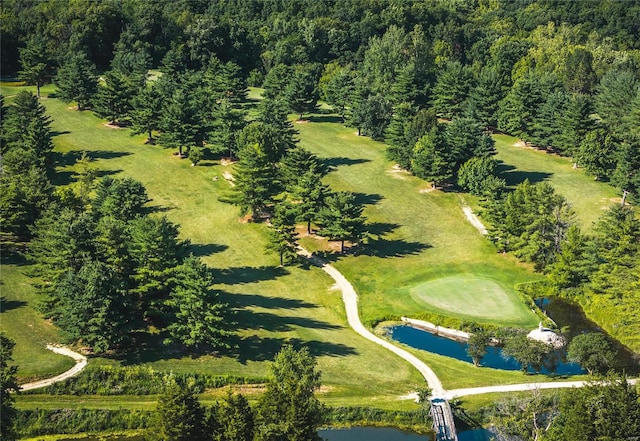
top-left (430, 398), bottom-right (458, 441)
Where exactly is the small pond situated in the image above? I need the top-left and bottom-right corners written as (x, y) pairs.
top-left (318, 427), bottom-right (491, 441)
top-left (389, 325), bottom-right (584, 375)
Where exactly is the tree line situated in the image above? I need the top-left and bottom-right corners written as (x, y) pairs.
top-left (477, 176), bottom-right (640, 352)
top-left (4, 0), bottom-right (639, 202)
top-left (486, 373), bottom-right (640, 441)
top-left (0, 91), bottom-right (232, 354)
top-left (1, 341), bottom-right (326, 441)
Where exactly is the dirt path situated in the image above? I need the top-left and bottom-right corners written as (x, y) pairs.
top-left (298, 248), bottom-right (445, 396)
top-left (462, 206), bottom-right (487, 235)
top-left (19, 345), bottom-right (87, 391)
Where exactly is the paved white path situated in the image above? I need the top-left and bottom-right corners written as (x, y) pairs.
top-left (299, 247), bottom-right (638, 401)
top-left (444, 378), bottom-right (639, 400)
top-left (19, 345), bottom-right (87, 391)
top-left (299, 248), bottom-right (444, 396)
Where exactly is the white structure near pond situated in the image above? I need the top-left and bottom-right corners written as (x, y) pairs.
top-left (527, 322), bottom-right (565, 349)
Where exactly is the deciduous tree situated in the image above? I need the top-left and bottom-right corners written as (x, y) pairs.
top-left (546, 374), bottom-right (640, 441)
top-left (503, 334), bottom-right (556, 374)
top-left (567, 333), bottom-right (616, 375)
top-left (575, 129), bottom-right (619, 181)
top-left (466, 328), bottom-right (492, 367)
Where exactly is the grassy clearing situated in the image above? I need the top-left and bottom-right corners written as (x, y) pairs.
top-left (295, 119), bottom-right (540, 329)
top-left (2, 83), bottom-right (424, 403)
top-left (0, 256), bottom-right (75, 382)
top-left (493, 135), bottom-right (619, 231)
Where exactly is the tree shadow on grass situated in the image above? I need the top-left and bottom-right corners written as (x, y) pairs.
top-left (228, 335), bottom-right (357, 364)
top-left (315, 222), bottom-right (432, 260)
top-left (51, 130), bottom-right (71, 137)
top-left (231, 310), bottom-right (343, 332)
top-left (0, 250), bottom-right (29, 266)
top-left (221, 291), bottom-right (336, 332)
top-left (53, 150), bottom-right (79, 168)
top-left (221, 292), bottom-right (317, 310)
top-left (323, 157), bottom-right (371, 169)
top-left (53, 168), bottom-right (123, 187)
top-left (0, 295), bottom-right (27, 313)
top-left (212, 266), bottom-right (290, 285)
top-left (497, 162), bottom-right (552, 186)
top-left (308, 114), bottom-right (343, 124)
top-left (358, 238), bottom-right (431, 258)
top-left (69, 149), bottom-right (132, 161)
top-left (353, 192), bottom-right (384, 206)
top-left (188, 243), bottom-right (228, 258)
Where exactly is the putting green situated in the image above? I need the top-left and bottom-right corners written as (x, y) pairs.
top-left (410, 276), bottom-right (535, 325)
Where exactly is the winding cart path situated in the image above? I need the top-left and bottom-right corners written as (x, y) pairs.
top-left (299, 247), bottom-right (445, 395)
top-left (298, 247), bottom-right (637, 401)
top-left (19, 345), bottom-right (87, 391)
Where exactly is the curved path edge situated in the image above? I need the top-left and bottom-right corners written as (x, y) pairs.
top-left (445, 377), bottom-right (639, 400)
top-left (299, 248), bottom-right (445, 396)
top-left (19, 345), bottom-right (87, 391)
top-left (298, 247), bottom-right (638, 402)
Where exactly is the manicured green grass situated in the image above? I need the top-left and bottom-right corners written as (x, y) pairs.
top-left (493, 134), bottom-right (619, 231)
top-left (3, 82), bottom-right (602, 412)
top-left (15, 394), bottom-right (159, 410)
top-left (0, 257), bottom-right (75, 382)
top-left (2, 82), bottom-right (424, 404)
top-left (0, 82), bottom-right (57, 102)
top-left (295, 119), bottom-right (541, 329)
top-left (409, 276), bottom-right (535, 327)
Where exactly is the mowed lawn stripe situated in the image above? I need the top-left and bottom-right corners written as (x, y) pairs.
top-left (409, 276), bottom-right (534, 325)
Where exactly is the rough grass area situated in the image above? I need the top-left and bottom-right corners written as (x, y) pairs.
top-left (408, 276), bottom-right (535, 327)
top-left (493, 134), bottom-right (620, 231)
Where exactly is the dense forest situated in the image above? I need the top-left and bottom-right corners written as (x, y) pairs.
top-left (2, 0), bottom-right (640, 439)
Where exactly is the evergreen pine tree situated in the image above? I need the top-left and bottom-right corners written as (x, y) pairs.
top-left (55, 52), bottom-right (98, 110)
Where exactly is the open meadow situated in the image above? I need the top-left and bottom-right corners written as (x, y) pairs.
top-left (0, 82), bottom-right (620, 411)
